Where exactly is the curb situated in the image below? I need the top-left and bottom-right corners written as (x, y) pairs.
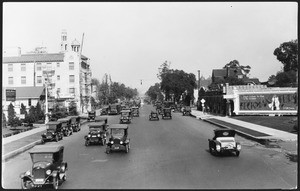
top-left (2, 140), bottom-right (41, 162)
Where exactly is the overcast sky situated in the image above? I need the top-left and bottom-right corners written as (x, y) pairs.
top-left (3, 2), bottom-right (298, 95)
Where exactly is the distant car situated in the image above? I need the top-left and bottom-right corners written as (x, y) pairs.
top-left (149, 111), bottom-right (159, 121)
top-left (208, 129), bottom-right (241, 156)
top-left (66, 116), bottom-right (81, 132)
top-left (182, 106), bottom-right (191, 116)
top-left (131, 106), bottom-right (139, 117)
top-left (41, 121), bottom-right (64, 143)
top-left (20, 145), bottom-right (68, 189)
top-left (106, 124), bottom-right (130, 154)
top-left (101, 106), bottom-right (109, 115)
top-left (88, 111), bottom-right (96, 121)
top-left (84, 121), bottom-right (108, 146)
top-left (57, 118), bottom-right (73, 137)
top-left (119, 110), bottom-right (132, 124)
top-left (162, 108), bottom-right (172, 119)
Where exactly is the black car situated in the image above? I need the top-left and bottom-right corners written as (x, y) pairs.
top-left (88, 111), bottom-right (96, 121)
top-left (57, 118), bottom-right (73, 137)
top-left (66, 116), bottom-right (81, 132)
top-left (131, 106), bottom-right (139, 117)
top-left (41, 121), bottom-right (64, 143)
top-left (162, 108), bottom-right (172, 119)
top-left (106, 124), bottom-right (130, 154)
top-left (182, 106), bottom-right (191, 116)
top-left (84, 121), bottom-right (108, 146)
top-left (20, 145), bottom-right (68, 189)
top-left (119, 110), bottom-right (132, 124)
top-left (149, 111), bottom-right (159, 121)
top-left (101, 106), bottom-right (109, 115)
top-left (208, 129), bottom-right (241, 156)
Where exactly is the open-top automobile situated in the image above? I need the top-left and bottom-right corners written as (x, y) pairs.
top-left (88, 111), bottom-right (96, 121)
top-left (182, 106), bottom-right (191, 116)
top-left (41, 121), bottom-right (64, 143)
top-left (101, 106), bottom-right (109, 115)
top-left (20, 145), bottom-right (68, 189)
top-left (131, 106), bottom-right (139, 117)
top-left (208, 129), bottom-right (241, 156)
top-left (57, 118), bottom-right (73, 137)
top-left (84, 121), bottom-right (108, 146)
top-left (119, 109), bottom-right (132, 124)
top-left (149, 111), bottom-right (159, 121)
top-left (66, 116), bottom-right (81, 132)
top-left (106, 124), bottom-right (130, 154)
top-left (162, 108), bottom-right (172, 119)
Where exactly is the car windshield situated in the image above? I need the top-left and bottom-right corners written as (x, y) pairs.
top-left (90, 127), bottom-right (102, 132)
top-left (111, 128), bottom-right (125, 138)
top-left (121, 112), bottom-right (129, 117)
top-left (31, 153), bottom-right (53, 163)
top-left (47, 124), bottom-right (57, 130)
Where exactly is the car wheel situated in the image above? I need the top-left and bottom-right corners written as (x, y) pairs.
top-left (55, 135), bottom-right (59, 142)
top-left (102, 138), bottom-right (106, 146)
top-left (105, 147), bottom-right (110, 154)
top-left (41, 139), bottom-right (45, 144)
top-left (21, 179), bottom-right (33, 189)
top-left (125, 145), bottom-right (129, 153)
top-left (62, 171), bottom-right (67, 181)
top-left (209, 146), bottom-right (212, 153)
top-left (53, 178), bottom-right (59, 189)
top-left (236, 151), bottom-right (240, 157)
top-left (85, 140), bottom-right (89, 146)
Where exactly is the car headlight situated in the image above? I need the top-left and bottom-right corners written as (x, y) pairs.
top-left (237, 144), bottom-right (241, 150)
top-left (110, 141), bottom-right (114, 144)
top-left (120, 141), bottom-right (123, 144)
top-left (88, 135), bottom-right (91, 137)
top-left (61, 165), bottom-right (65, 171)
top-left (46, 170), bottom-right (51, 175)
top-left (216, 145), bottom-right (221, 152)
top-left (97, 134), bottom-right (100, 137)
top-left (25, 170), bottom-right (31, 176)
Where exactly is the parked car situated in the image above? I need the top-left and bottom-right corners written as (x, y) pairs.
top-left (57, 118), bottom-right (73, 137)
top-left (182, 106), bottom-right (191, 116)
top-left (101, 106), bottom-right (109, 115)
top-left (119, 110), bottom-right (132, 124)
top-left (41, 121), bottom-right (64, 143)
top-left (108, 104), bottom-right (121, 115)
top-left (66, 116), bottom-right (81, 132)
top-left (131, 106), bottom-right (139, 117)
top-left (149, 111), bottom-right (159, 121)
top-left (162, 108), bottom-right (172, 119)
top-left (84, 121), bottom-right (108, 146)
top-left (208, 129), bottom-right (241, 156)
top-left (106, 124), bottom-right (130, 154)
top-left (20, 145), bottom-right (68, 189)
top-left (88, 111), bottom-right (96, 121)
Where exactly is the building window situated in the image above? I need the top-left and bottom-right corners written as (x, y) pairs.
top-left (36, 63), bottom-right (42, 71)
top-left (57, 62), bottom-right (60, 67)
top-left (8, 64), bottom-right (13, 72)
top-left (69, 88), bottom-right (75, 94)
top-left (28, 99), bottom-right (31, 106)
top-left (69, 75), bottom-right (75, 83)
top-left (8, 77), bottom-right (13, 85)
top-left (57, 75), bottom-right (60, 81)
top-left (21, 76), bottom-right (26, 84)
top-left (57, 88), bottom-right (60, 93)
top-left (21, 63), bottom-right (26, 71)
top-left (37, 76), bottom-right (42, 84)
top-left (46, 63), bottom-right (52, 71)
top-left (69, 62), bottom-right (74, 70)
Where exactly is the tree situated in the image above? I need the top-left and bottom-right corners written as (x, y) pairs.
top-left (69, 100), bottom-right (78, 115)
top-left (274, 70), bottom-right (297, 87)
top-left (26, 106), bottom-right (37, 123)
top-left (2, 111), bottom-right (7, 127)
top-left (273, 39), bottom-right (298, 72)
top-left (20, 103), bottom-right (27, 115)
top-left (146, 83), bottom-right (164, 101)
top-left (35, 102), bottom-right (44, 121)
top-left (7, 103), bottom-right (16, 126)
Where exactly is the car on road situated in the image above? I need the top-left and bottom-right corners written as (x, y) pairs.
top-left (88, 111), bottom-right (96, 121)
top-left (20, 145), bottom-right (68, 189)
top-left (41, 121), bottom-right (64, 143)
top-left (208, 129), bottom-right (241, 156)
top-left (66, 116), bottom-right (81, 132)
top-left (84, 121), bottom-right (108, 146)
top-left (132, 106), bottom-right (139, 117)
top-left (101, 106), bottom-right (109, 115)
top-left (108, 104), bottom-right (121, 115)
top-left (182, 106), bottom-right (191, 116)
top-left (119, 109), bottom-right (132, 124)
top-left (162, 108), bottom-right (172, 119)
top-left (106, 124), bottom-right (130, 154)
top-left (149, 111), bottom-right (159, 121)
top-left (57, 118), bottom-right (73, 137)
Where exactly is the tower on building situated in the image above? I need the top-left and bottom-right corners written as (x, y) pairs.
top-left (71, 39), bottom-right (80, 53)
top-left (61, 30), bottom-right (68, 52)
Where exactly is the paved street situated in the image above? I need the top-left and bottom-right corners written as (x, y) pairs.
top-left (2, 104), bottom-right (297, 189)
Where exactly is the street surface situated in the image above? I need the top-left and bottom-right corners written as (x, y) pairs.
top-left (2, 104), bottom-right (297, 189)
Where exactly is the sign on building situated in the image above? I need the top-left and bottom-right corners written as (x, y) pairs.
top-left (6, 89), bottom-right (16, 101)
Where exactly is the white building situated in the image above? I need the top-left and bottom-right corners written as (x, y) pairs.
top-left (2, 30), bottom-right (92, 116)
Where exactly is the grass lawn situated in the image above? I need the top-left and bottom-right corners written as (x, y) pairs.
top-left (232, 115), bottom-right (297, 134)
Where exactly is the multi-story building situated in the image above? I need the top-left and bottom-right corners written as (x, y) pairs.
top-left (2, 30), bottom-right (92, 116)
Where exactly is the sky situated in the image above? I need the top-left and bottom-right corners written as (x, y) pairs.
top-left (3, 2), bottom-right (298, 95)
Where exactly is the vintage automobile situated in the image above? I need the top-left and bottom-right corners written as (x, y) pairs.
top-left (106, 124), bottom-right (130, 154)
top-left (108, 104), bottom-right (121, 115)
top-left (119, 110), bottom-right (132, 124)
top-left (41, 122), bottom-right (64, 143)
top-left (149, 111), bottom-right (159, 121)
top-left (88, 111), bottom-right (96, 121)
top-left (182, 106), bottom-right (191, 116)
top-left (101, 106), bottom-right (109, 115)
top-left (20, 145), bottom-right (68, 189)
top-left (162, 108), bottom-right (172, 119)
top-left (131, 106), bottom-right (139, 117)
top-left (66, 116), bottom-right (81, 132)
top-left (208, 129), bottom-right (241, 156)
top-left (57, 118), bottom-right (73, 137)
top-left (84, 121), bottom-right (108, 146)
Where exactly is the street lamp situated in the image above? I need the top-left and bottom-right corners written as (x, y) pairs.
top-left (43, 70), bottom-right (55, 124)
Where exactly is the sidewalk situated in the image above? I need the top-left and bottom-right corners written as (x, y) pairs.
top-left (190, 108), bottom-right (297, 161)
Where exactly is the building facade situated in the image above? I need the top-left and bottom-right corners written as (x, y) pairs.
top-left (2, 30), bottom-right (92, 116)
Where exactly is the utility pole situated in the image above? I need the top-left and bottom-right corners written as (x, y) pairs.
top-left (198, 70), bottom-right (200, 91)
